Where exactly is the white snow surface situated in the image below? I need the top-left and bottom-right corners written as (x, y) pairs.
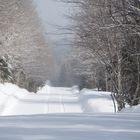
top-left (0, 83), bottom-right (116, 115)
top-left (0, 83), bottom-right (140, 140)
top-left (0, 83), bottom-right (32, 115)
top-left (0, 113), bottom-right (140, 140)
top-left (121, 104), bottom-right (140, 113)
top-left (80, 88), bottom-right (117, 113)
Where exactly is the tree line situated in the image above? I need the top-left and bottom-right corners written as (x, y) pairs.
top-left (0, 0), bottom-right (52, 92)
top-left (62, 0), bottom-right (140, 110)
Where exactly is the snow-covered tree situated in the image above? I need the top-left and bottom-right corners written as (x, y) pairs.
top-left (0, 55), bottom-right (14, 83)
top-left (62, 0), bottom-right (140, 109)
top-left (0, 0), bottom-right (52, 91)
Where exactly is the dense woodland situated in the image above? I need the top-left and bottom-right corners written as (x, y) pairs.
top-left (61, 0), bottom-right (140, 110)
top-left (0, 0), bottom-right (140, 110)
top-left (0, 0), bottom-right (52, 92)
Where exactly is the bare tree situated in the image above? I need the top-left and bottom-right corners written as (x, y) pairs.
top-left (62, 0), bottom-right (140, 110)
top-left (0, 0), bottom-right (52, 91)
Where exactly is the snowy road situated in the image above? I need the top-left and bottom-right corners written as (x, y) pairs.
top-left (1, 86), bottom-right (82, 116)
top-left (0, 113), bottom-right (140, 140)
top-left (0, 84), bottom-right (140, 140)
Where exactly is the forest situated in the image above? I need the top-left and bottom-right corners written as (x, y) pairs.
top-left (0, 0), bottom-right (140, 110)
top-left (0, 0), bottom-right (52, 92)
top-left (0, 1), bottom-right (140, 139)
top-left (61, 0), bottom-right (140, 110)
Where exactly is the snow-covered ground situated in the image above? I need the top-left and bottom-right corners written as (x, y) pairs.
top-left (0, 113), bottom-right (140, 140)
top-left (0, 83), bottom-right (116, 115)
top-left (121, 104), bottom-right (140, 113)
top-left (0, 83), bottom-right (140, 140)
top-left (0, 83), bottom-right (33, 115)
top-left (80, 88), bottom-right (118, 113)
top-left (0, 84), bottom-right (82, 116)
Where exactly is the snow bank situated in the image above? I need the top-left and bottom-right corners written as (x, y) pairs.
top-left (0, 83), bottom-right (32, 115)
top-left (121, 104), bottom-right (140, 113)
top-left (79, 88), bottom-right (118, 113)
top-left (37, 84), bottom-right (50, 94)
top-left (71, 85), bottom-right (79, 94)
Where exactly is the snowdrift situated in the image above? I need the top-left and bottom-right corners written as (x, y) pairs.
top-left (121, 104), bottom-right (140, 113)
top-left (79, 88), bottom-right (118, 113)
top-left (0, 83), bottom-right (32, 115)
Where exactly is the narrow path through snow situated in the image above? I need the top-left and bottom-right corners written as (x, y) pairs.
top-left (1, 86), bottom-right (82, 116)
top-left (0, 84), bottom-right (140, 140)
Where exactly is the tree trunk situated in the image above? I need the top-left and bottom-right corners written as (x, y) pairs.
top-left (117, 50), bottom-right (124, 110)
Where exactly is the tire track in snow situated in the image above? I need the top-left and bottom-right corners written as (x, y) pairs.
top-left (61, 93), bottom-right (65, 113)
top-left (44, 86), bottom-right (51, 114)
